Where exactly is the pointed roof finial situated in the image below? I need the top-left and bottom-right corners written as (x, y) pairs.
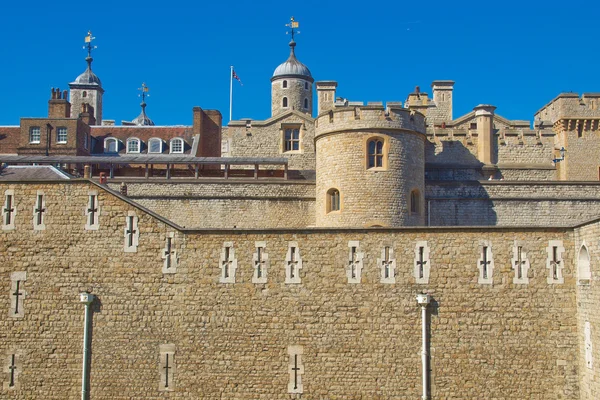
top-left (285, 16), bottom-right (300, 42)
top-left (83, 31), bottom-right (97, 69)
top-left (138, 82), bottom-right (150, 106)
top-left (131, 83), bottom-right (154, 126)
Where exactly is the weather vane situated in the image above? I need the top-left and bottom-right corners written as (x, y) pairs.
top-left (83, 31), bottom-right (97, 59)
top-left (138, 83), bottom-right (150, 103)
top-left (285, 16), bottom-right (300, 41)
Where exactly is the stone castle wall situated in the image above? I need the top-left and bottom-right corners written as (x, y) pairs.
top-left (426, 181), bottom-right (600, 227)
top-left (271, 78), bottom-right (312, 117)
top-left (574, 220), bottom-right (600, 399)
top-left (0, 181), bottom-right (583, 399)
top-left (225, 114), bottom-right (316, 171)
top-left (106, 180), bottom-right (316, 229)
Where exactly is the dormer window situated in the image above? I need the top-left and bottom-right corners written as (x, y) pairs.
top-left (104, 138), bottom-right (119, 153)
top-left (149, 138), bottom-right (163, 154)
top-left (127, 138), bottom-right (141, 154)
top-left (170, 138), bottom-right (184, 154)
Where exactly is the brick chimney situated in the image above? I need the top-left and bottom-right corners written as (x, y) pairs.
top-left (48, 88), bottom-right (71, 118)
top-left (80, 103), bottom-right (96, 126)
top-left (193, 107), bottom-right (222, 157)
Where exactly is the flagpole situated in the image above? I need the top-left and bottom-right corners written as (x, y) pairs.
top-left (229, 65), bottom-right (233, 122)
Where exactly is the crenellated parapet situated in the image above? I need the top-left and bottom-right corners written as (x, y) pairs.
top-left (315, 104), bottom-right (426, 138)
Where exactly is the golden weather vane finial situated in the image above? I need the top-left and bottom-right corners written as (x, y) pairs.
top-left (138, 82), bottom-right (150, 104)
top-left (83, 31), bottom-right (97, 59)
top-left (285, 16), bottom-right (300, 41)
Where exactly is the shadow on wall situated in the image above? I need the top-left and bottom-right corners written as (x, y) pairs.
top-left (424, 140), bottom-right (498, 226)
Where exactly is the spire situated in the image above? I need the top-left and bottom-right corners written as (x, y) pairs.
top-left (272, 16), bottom-right (313, 82)
top-left (83, 31), bottom-right (97, 72)
top-left (285, 16), bottom-right (300, 42)
top-left (128, 83), bottom-right (155, 126)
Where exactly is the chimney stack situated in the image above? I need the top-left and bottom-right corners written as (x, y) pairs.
top-left (48, 87), bottom-right (71, 118)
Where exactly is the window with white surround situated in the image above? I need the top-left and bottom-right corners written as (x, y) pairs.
top-left (2, 190), bottom-right (16, 230)
top-left (9, 271), bottom-right (26, 318)
top-left (511, 241), bottom-right (530, 284)
top-left (162, 232), bottom-right (178, 274)
top-left (149, 138), bottom-right (163, 153)
top-left (104, 138), bottom-right (118, 153)
top-left (32, 191), bottom-right (46, 230)
top-left (123, 212), bottom-right (139, 252)
top-left (56, 127), bottom-right (67, 143)
top-left (284, 127), bottom-right (300, 152)
top-left (379, 245), bottom-right (396, 284)
top-left (252, 241), bottom-right (268, 284)
top-left (346, 241), bottom-right (364, 283)
top-left (578, 242), bottom-right (591, 284)
top-left (285, 242), bottom-right (302, 284)
top-left (414, 241), bottom-right (431, 284)
top-left (219, 242), bottom-right (237, 283)
top-left (477, 241), bottom-right (494, 284)
top-left (85, 191), bottom-right (99, 230)
top-left (287, 345), bottom-right (304, 394)
top-left (546, 240), bottom-right (565, 284)
top-left (127, 138), bottom-right (141, 153)
top-left (585, 321), bottom-right (593, 369)
top-left (170, 138), bottom-right (184, 154)
top-left (5, 352), bottom-right (21, 390)
top-left (29, 127), bottom-right (40, 143)
top-left (159, 344), bottom-right (175, 392)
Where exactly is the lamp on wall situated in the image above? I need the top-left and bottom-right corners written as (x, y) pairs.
top-left (552, 147), bottom-right (566, 164)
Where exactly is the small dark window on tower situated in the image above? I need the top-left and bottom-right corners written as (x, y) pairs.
top-left (283, 80), bottom-right (288, 88)
top-left (470, 122), bottom-right (477, 130)
top-left (82, 91), bottom-right (87, 98)
top-left (410, 189), bottom-right (420, 214)
top-left (283, 97), bottom-right (288, 108)
top-left (304, 98), bottom-right (308, 109)
top-left (367, 139), bottom-right (384, 169)
top-left (304, 82), bottom-right (308, 90)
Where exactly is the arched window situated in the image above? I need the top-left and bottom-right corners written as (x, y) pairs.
top-left (127, 138), bottom-right (141, 153)
top-left (578, 243), bottom-right (592, 282)
top-left (282, 97), bottom-right (288, 108)
top-left (170, 138), bottom-right (184, 154)
top-left (367, 138), bottom-right (384, 169)
top-left (327, 188), bottom-right (340, 213)
top-left (304, 98), bottom-right (308, 109)
top-left (148, 138), bottom-right (163, 153)
top-left (410, 189), bottom-right (421, 215)
top-left (282, 80), bottom-right (288, 88)
top-left (82, 91), bottom-right (87, 98)
top-left (104, 138), bottom-right (118, 153)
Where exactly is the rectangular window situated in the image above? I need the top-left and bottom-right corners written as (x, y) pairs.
top-left (171, 139), bottom-right (183, 153)
top-left (127, 140), bottom-right (140, 153)
top-left (2, 190), bottom-right (16, 230)
top-left (29, 127), bottom-right (41, 143)
top-left (57, 127), bottom-right (67, 143)
top-left (149, 140), bottom-right (162, 153)
top-left (85, 192), bottom-right (99, 230)
top-left (284, 128), bottom-right (300, 152)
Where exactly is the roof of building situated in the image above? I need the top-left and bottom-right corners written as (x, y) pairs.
top-left (70, 57), bottom-right (102, 87)
top-left (0, 126), bottom-right (20, 154)
top-left (0, 165), bottom-right (72, 180)
top-left (272, 41), bottom-right (313, 82)
top-left (124, 103), bottom-right (155, 126)
top-left (91, 126), bottom-right (196, 155)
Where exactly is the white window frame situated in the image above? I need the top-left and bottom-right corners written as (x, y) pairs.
top-left (159, 344), bottom-right (176, 392)
top-left (414, 241), bottom-right (431, 284)
top-left (56, 127), bottom-right (67, 144)
top-left (162, 232), bottom-right (178, 274)
top-left (127, 138), bottom-right (141, 154)
top-left (123, 211), bottom-right (139, 253)
top-left (32, 190), bottom-right (46, 231)
top-left (170, 138), bottom-right (184, 154)
top-left (219, 242), bottom-right (237, 283)
top-left (285, 242), bottom-right (303, 284)
top-left (511, 241), bottom-right (530, 285)
top-left (9, 271), bottom-right (26, 319)
top-left (379, 244), bottom-right (397, 284)
top-left (252, 241), bottom-right (269, 284)
top-left (29, 127), bottom-right (41, 144)
top-left (578, 242), bottom-right (592, 284)
top-left (477, 241), bottom-right (494, 285)
top-left (546, 240), bottom-right (565, 284)
top-left (346, 241), bottom-right (364, 284)
top-left (2, 190), bottom-right (16, 231)
top-left (148, 138), bottom-right (163, 154)
top-left (85, 191), bottom-right (99, 230)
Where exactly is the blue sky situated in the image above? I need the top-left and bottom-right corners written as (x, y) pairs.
top-left (0, 0), bottom-right (598, 126)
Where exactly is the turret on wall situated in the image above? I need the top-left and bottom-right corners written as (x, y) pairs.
top-left (271, 40), bottom-right (314, 117)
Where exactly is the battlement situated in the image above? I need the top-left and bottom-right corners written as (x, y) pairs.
top-left (535, 92), bottom-right (600, 123)
top-left (315, 104), bottom-right (426, 137)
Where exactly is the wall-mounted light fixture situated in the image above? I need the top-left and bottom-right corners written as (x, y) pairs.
top-left (553, 147), bottom-right (566, 164)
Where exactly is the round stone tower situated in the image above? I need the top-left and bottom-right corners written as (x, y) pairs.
top-left (69, 32), bottom-right (104, 125)
top-left (315, 104), bottom-right (427, 227)
top-left (271, 40), bottom-right (314, 117)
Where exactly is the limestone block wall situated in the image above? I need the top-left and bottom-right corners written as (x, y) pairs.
top-left (0, 182), bottom-right (582, 398)
top-left (561, 131), bottom-right (600, 181)
top-left (271, 78), bottom-right (312, 117)
top-left (426, 181), bottom-right (600, 226)
top-left (226, 114), bottom-right (315, 171)
top-left (106, 181), bottom-right (316, 229)
top-left (425, 131), bottom-right (480, 166)
top-left (315, 107), bottom-right (426, 227)
top-left (573, 220), bottom-right (600, 399)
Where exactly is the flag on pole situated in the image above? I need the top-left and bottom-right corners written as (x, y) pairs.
top-left (232, 69), bottom-right (243, 86)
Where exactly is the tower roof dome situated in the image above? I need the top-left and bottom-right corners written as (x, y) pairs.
top-left (71, 57), bottom-right (102, 86)
top-left (272, 41), bottom-right (313, 82)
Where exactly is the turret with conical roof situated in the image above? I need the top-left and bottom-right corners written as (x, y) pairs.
top-left (271, 17), bottom-right (313, 117)
top-left (69, 31), bottom-right (104, 125)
